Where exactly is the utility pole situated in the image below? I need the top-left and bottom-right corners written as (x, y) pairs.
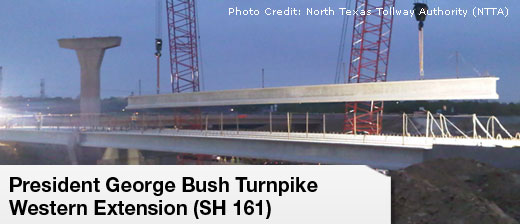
top-left (455, 51), bottom-right (460, 78)
top-left (0, 66), bottom-right (3, 97)
top-left (138, 79), bottom-right (142, 96)
top-left (40, 78), bottom-right (46, 98)
top-left (342, 62), bottom-right (346, 83)
top-left (261, 68), bottom-right (265, 88)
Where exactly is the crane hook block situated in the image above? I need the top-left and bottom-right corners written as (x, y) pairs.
top-left (413, 3), bottom-right (428, 30)
top-left (155, 38), bottom-right (163, 57)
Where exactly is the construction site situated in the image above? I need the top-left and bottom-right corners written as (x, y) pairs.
top-left (0, 0), bottom-right (519, 223)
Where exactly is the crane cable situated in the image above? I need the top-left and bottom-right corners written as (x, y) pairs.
top-left (448, 52), bottom-right (483, 77)
top-left (419, 27), bottom-right (424, 79)
top-left (194, 0), bottom-right (205, 91)
top-left (334, 0), bottom-right (352, 84)
top-left (414, 2), bottom-right (428, 79)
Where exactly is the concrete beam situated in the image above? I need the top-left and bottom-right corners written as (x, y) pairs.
top-left (0, 129), bottom-right (73, 145)
top-left (1, 129), bottom-right (519, 170)
top-left (127, 77), bottom-right (499, 109)
top-left (58, 37), bottom-right (121, 120)
top-left (81, 131), bottom-right (425, 170)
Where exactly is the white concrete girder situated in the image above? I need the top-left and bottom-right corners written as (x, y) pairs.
top-left (127, 77), bottom-right (499, 109)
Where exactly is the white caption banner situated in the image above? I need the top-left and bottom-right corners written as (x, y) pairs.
top-left (0, 165), bottom-right (390, 223)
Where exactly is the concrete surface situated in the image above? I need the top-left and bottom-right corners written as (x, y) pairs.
top-left (80, 131), bottom-right (425, 169)
top-left (0, 128), bottom-right (519, 169)
top-left (127, 77), bottom-right (499, 109)
top-left (426, 145), bottom-right (520, 171)
top-left (58, 36), bottom-right (121, 119)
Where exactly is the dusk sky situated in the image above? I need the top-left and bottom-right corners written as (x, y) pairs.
top-left (0, 0), bottom-right (518, 102)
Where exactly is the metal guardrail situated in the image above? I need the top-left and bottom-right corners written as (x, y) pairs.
top-left (403, 111), bottom-right (520, 141)
top-left (2, 112), bottom-right (520, 137)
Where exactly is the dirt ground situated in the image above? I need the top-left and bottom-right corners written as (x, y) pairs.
top-left (391, 158), bottom-right (520, 224)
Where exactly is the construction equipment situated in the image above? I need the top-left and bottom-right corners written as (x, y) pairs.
top-left (155, 0), bottom-right (163, 94)
top-left (164, 0), bottom-right (202, 127)
top-left (155, 37), bottom-right (162, 94)
top-left (165, 0), bottom-right (202, 129)
top-left (166, 0), bottom-right (200, 93)
top-left (338, 0), bottom-right (431, 134)
top-left (414, 1), bottom-right (428, 79)
top-left (344, 0), bottom-right (396, 135)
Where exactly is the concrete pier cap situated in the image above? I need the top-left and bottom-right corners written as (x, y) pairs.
top-left (58, 36), bottom-right (121, 123)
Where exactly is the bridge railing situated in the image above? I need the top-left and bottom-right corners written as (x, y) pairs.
top-left (1, 111), bottom-right (519, 142)
top-left (402, 111), bottom-right (520, 141)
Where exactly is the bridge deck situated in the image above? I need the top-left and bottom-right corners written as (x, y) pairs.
top-left (0, 127), bottom-right (519, 170)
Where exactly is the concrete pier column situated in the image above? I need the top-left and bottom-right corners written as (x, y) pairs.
top-left (98, 148), bottom-right (143, 165)
top-left (127, 149), bottom-right (143, 165)
top-left (58, 37), bottom-right (121, 124)
top-left (99, 147), bottom-right (120, 165)
top-left (66, 131), bottom-right (80, 165)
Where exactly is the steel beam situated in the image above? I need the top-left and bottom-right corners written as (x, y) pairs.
top-left (127, 77), bottom-right (499, 109)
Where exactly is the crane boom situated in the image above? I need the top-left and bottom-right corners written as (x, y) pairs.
top-left (344, 0), bottom-right (396, 134)
top-left (166, 0), bottom-right (200, 93)
top-left (165, 0), bottom-right (202, 131)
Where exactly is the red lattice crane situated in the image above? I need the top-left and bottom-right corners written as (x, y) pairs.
top-left (344, 0), bottom-right (396, 134)
top-left (166, 0), bottom-right (209, 163)
top-left (166, 0), bottom-right (202, 131)
top-left (166, 0), bottom-right (200, 93)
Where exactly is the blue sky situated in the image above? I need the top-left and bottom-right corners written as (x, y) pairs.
top-left (0, 0), bottom-right (518, 102)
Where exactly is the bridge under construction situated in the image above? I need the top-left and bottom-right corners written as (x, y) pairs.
top-left (1, 1), bottom-right (519, 169)
top-left (1, 36), bottom-right (517, 168)
top-left (0, 99), bottom-right (518, 170)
